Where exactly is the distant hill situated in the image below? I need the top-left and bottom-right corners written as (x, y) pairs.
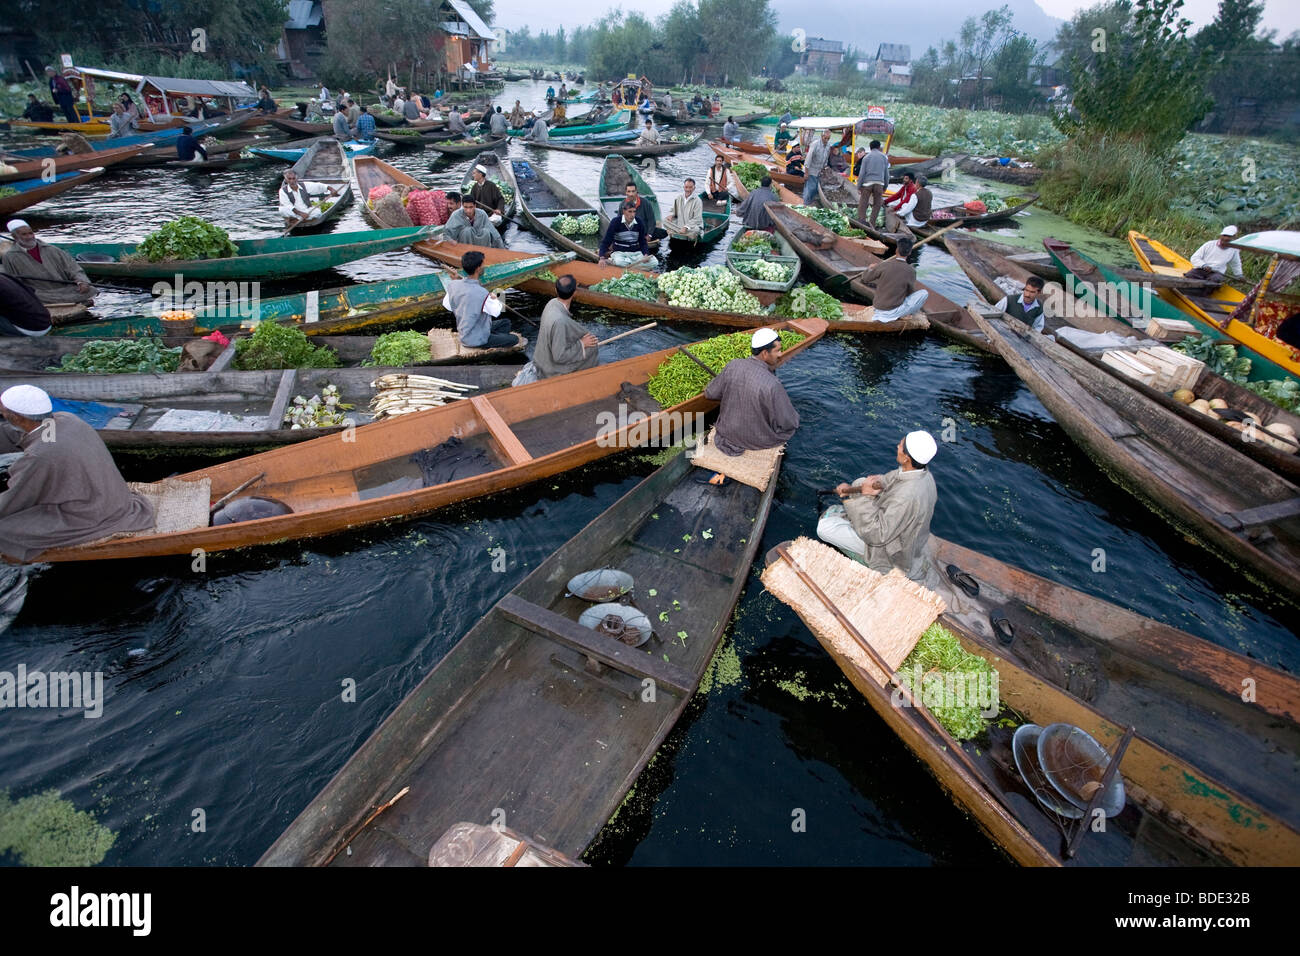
top-left (771, 0), bottom-right (1064, 63)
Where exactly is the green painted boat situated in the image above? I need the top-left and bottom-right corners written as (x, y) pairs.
top-left (599, 155), bottom-right (662, 237)
top-left (1045, 238), bottom-right (1294, 385)
top-left (56, 253), bottom-right (573, 338)
top-left (508, 109), bottom-right (631, 138)
top-left (54, 227), bottom-right (435, 281)
top-left (666, 193), bottom-right (730, 248)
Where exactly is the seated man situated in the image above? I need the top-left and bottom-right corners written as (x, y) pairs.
top-left (443, 196), bottom-right (506, 249)
top-left (664, 178), bottom-right (704, 240)
top-left (508, 100), bottom-right (527, 127)
top-left (467, 164), bottom-right (506, 226)
top-left (784, 141), bottom-right (805, 177)
top-left (442, 250), bottom-right (515, 349)
top-left (332, 107), bottom-right (352, 140)
top-left (354, 105), bottom-right (377, 142)
top-left (552, 100), bottom-right (567, 123)
top-left (992, 275), bottom-right (1046, 332)
top-left (0, 275), bottom-right (52, 338)
top-left (699, 328), bottom-right (799, 482)
top-left (21, 95), bottom-right (53, 122)
top-left (637, 117), bottom-right (660, 146)
top-left (859, 237), bottom-right (928, 323)
top-left (524, 118), bottom-right (549, 143)
top-left (816, 431), bottom-right (938, 581)
top-left (175, 125), bottom-right (209, 163)
top-left (774, 122), bottom-right (794, 151)
top-left (534, 275), bottom-right (599, 378)
top-left (735, 175), bottom-right (778, 231)
top-left (1186, 225), bottom-right (1243, 284)
top-left (598, 201), bottom-right (652, 267)
top-left (447, 108), bottom-right (469, 136)
top-left (0, 384), bottom-right (154, 562)
top-left (106, 102), bottom-right (137, 139)
top-left (2, 220), bottom-right (95, 306)
top-left (278, 170), bottom-right (340, 228)
top-left (488, 106), bottom-right (509, 136)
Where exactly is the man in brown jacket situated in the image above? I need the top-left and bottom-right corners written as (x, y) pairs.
top-left (860, 237), bottom-right (929, 323)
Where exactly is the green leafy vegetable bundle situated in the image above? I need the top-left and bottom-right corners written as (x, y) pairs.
top-left (790, 205), bottom-right (863, 237)
top-left (233, 322), bottom-right (341, 370)
top-left (591, 271), bottom-right (660, 301)
top-left (1246, 377), bottom-right (1300, 413)
top-left (646, 328), bottom-right (805, 407)
top-left (773, 284), bottom-right (843, 319)
top-left (1173, 334), bottom-right (1251, 384)
top-left (136, 216), bottom-right (239, 263)
top-left (363, 330), bottom-right (432, 367)
top-left (0, 187), bottom-right (18, 199)
top-left (732, 230), bottom-right (775, 253)
top-left (732, 161), bottom-right (767, 192)
top-left (976, 191), bottom-right (1004, 213)
top-left (50, 338), bottom-right (182, 374)
top-left (897, 623), bottom-right (999, 740)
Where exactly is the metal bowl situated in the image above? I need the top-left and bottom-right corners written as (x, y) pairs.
top-left (1011, 723), bottom-right (1083, 820)
top-left (1037, 722), bottom-right (1126, 818)
top-left (578, 603), bottom-right (653, 648)
top-left (566, 568), bottom-right (634, 602)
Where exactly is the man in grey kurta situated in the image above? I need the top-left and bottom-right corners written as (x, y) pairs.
top-left (702, 328), bottom-right (799, 456)
top-left (441, 250), bottom-right (515, 349)
top-left (0, 385), bottom-right (154, 562)
top-left (2, 221), bottom-right (95, 306)
top-left (447, 108), bottom-right (468, 136)
top-left (442, 198), bottom-right (505, 249)
top-left (817, 431), bottom-right (938, 581)
top-left (534, 275), bottom-right (599, 378)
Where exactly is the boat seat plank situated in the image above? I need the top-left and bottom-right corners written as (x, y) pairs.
top-left (471, 395), bottom-right (532, 466)
top-left (265, 370), bottom-right (298, 434)
top-left (497, 594), bottom-right (695, 695)
top-left (1216, 497), bottom-right (1300, 530)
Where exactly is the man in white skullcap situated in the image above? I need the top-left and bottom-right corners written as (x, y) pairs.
top-left (2, 220), bottom-right (96, 306)
top-left (816, 430), bottom-right (939, 581)
top-left (697, 327), bottom-right (800, 484)
top-left (0, 384), bottom-right (153, 561)
top-left (467, 164), bottom-right (506, 227)
top-left (1185, 225), bottom-right (1243, 284)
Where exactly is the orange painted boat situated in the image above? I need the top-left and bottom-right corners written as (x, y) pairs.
top-left (0, 142), bottom-right (152, 185)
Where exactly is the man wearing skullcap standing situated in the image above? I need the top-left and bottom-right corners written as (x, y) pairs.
top-left (2, 220), bottom-right (96, 307)
top-left (466, 164), bottom-right (506, 227)
top-left (816, 431), bottom-right (939, 581)
top-left (0, 385), bottom-right (154, 561)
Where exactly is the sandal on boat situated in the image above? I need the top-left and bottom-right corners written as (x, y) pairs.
top-left (945, 564), bottom-right (980, 598)
top-left (692, 470), bottom-right (726, 486)
top-left (989, 608), bottom-right (1015, 646)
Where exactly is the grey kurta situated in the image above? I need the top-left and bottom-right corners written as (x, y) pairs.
top-left (443, 208), bottom-right (505, 248)
top-left (843, 467), bottom-right (937, 580)
top-left (0, 413), bottom-right (154, 561)
top-left (1, 242), bottom-right (92, 305)
top-left (534, 298), bottom-right (598, 378)
top-left (442, 277), bottom-right (495, 346)
top-left (702, 356), bottom-right (799, 455)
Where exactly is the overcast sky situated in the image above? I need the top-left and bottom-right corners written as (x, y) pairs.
top-left (492, 0), bottom-right (1300, 43)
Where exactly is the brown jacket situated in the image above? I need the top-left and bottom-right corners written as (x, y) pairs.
top-left (862, 257), bottom-right (918, 311)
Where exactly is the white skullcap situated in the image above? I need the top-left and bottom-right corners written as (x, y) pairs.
top-left (6, 219), bottom-right (31, 232)
top-left (1220, 224), bottom-right (1238, 236)
top-left (1, 384), bottom-right (53, 417)
top-left (751, 328), bottom-right (778, 350)
top-left (904, 430), bottom-right (937, 465)
top-left (474, 164), bottom-right (488, 175)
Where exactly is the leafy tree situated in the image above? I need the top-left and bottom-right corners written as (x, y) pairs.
top-left (1052, 0), bottom-right (1133, 79)
top-left (465, 0), bottom-right (494, 26)
top-left (1195, 0), bottom-right (1265, 54)
top-left (555, 26), bottom-right (567, 62)
top-left (697, 0), bottom-right (776, 83)
top-left (586, 12), bottom-right (656, 80)
top-left (1053, 0), bottom-right (1213, 153)
top-left (321, 0), bottom-right (440, 90)
top-left (661, 1), bottom-right (704, 84)
top-left (990, 34), bottom-right (1042, 111)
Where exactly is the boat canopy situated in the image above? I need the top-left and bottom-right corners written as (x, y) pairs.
top-left (67, 66), bottom-right (256, 121)
top-left (1233, 231), bottom-right (1300, 261)
top-left (788, 116), bottom-right (862, 129)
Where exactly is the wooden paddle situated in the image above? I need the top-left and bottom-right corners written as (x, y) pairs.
top-left (913, 219), bottom-right (966, 250)
top-left (597, 321), bottom-right (656, 345)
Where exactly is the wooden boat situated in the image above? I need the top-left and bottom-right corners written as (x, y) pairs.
top-left (765, 536), bottom-right (1300, 865)
top-left (599, 156), bottom-right (662, 250)
top-left (265, 115), bottom-right (334, 138)
top-left (888, 152), bottom-right (967, 182)
top-left (710, 142), bottom-right (803, 187)
top-left (372, 128), bottom-right (457, 146)
top-left (23, 318), bottom-right (826, 563)
top-left (520, 129), bottom-right (640, 148)
top-left (729, 167), bottom-right (803, 206)
top-left (512, 159), bottom-right (604, 262)
top-left (258, 446), bottom-right (779, 866)
top-left (425, 135), bottom-right (508, 157)
top-left (767, 203), bottom-right (967, 330)
top-left (0, 364), bottom-right (517, 454)
top-left (250, 139), bottom-right (374, 162)
top-left (507, 111), bottom-right (631, 138)
top-left (1047, 238), bottom-right (1295, 384)
top-left (283, 139), bottom-right (353, 233)
top-left (949, 240), bottom-right (1300, 476)
top-left (54, 227), bottom-right (435, 282)
top-left (7, 116), bottom-right (111, 136)
top-left (0, 126), bottom-right (195, 159)
top-left (163, 148), bottom-right (259, 172)
top-left (0, 168), bottom-right (105, 217)
top-left (917, 193), bottom-right (1039, 234)
top-left (972, 309), bottom-right (1300, 601)
top-left (354, 156), bottom-right (422, 229)
top-left (725, 228), bottom-right (800, 292)
top-left (958, 156), bottom-right (1045, 186)
top-left (524, 133), bottom-right (698, 158)
top-left (122, 110), bottom-right (252, 140)
top-left (655, 100), bottom-right (768, 126)
top-left (1127, 231), bottom-right (1300, 378)
top-left (458, 152), bottom-right (518, 226)
top-left (415, 240), bottom-right (925, 333)
top-left (52, 256), bottom-right (568, 338)
top-left (0, 143), bottom-right (152, 185)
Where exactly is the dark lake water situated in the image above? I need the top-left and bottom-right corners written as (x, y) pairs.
top-left (2, 81), bottom-right (1296, 867)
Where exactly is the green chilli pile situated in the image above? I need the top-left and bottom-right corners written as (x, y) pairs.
top-left (233, 322), bottom-right (340, 370)
top-left (732, 161), bottom-right (767, 192)
top-left (897, 623), bottom-right (999, 740)
top-left (646, 328), bottom-right (805, 407)
top-left (554, 212), bottom-right (600, 236)
top-left (591, 271), bottom-right (659, 301)
top-left (49, 338), bottom-right (182, 374)
top-left (364, 330), bottom-right (432, 366)
top-left (658, 265), bottom-right (761, 313)
top-left (137, 216), bottom-right (239, 262)
top-left (774, 284), bottom-right (843, 319)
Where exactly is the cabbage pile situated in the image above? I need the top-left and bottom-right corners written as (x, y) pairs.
top-left (735, 258), bottom-right (791, 283)
top-left (554, 213), bottom-right (600, 235)
top-left (658, 266), bottom-right (762, 313)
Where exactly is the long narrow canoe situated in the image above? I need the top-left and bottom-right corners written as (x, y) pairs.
top-left (259, 446), bottom-right (779, 865)
top-left (0, 364), bottom-right (517, 454)
top-left (917, 194), bottom-right (1039, 236)
top-left (250, 139), bottom-right (374, 162)
top-left (52, 255), bottom-right (569, 338)
top-left (972, 310), bottom-right (1300, 601)
top-left (711, 142), bottom-right (802, 187)
top-left (265, 116), bottom-right (334, 138)
top-left (725, 228), bottom-right (800, 292)
top-left (507, 110), bottom-right (632, 138)
top-left (950, 240), bottom-right (1300, 478)
top-left (103, 111), bottom-right (252, 141)
top-left (426, 135), bottom-right (508, 157)
top-left (523, 132), bottom-right (696, 157)
top-left (54, 226), bottom-right (435, 281)
top-left (0, 168), bottom-right (105, 217)
top-left (0, 126), bottom-right (193, 158)
top-left (1047, 238), bottom-right (1295, 384)
top-left (765, 536), bottom-right (1300, 865)
top-left (767, 203), bottom-right (966, 329)
top-left (7, 116), bottom-right (111, 136)
top-left (354, 156), bottom-right (423, 229)
top-left (599, 156), bottom-right (662, 251)
top-left (729, 167), bottom-right (802, 206)
top-left (521, 128), bottom-right (640, 147)
top-left (373, 128), bottom-right (457, 146)
top-left (958, 156), bottom-right (1045, 186)
top-left (283, 139), bottom-right (353, 233)
top-left (512, 159), bottom-right (604, 261)
top-left (459, 152), bottom-right (518, 226)
top-left (22, 318), bottom-right (826, 563)
top-left (0, 143), bottom-right (152, 185)
top-left (416, 239), bottom-right (924, 333)
top-left (1127, 231), bottom-right (1300, 378)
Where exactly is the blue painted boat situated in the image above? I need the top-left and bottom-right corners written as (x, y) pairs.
top-left (248, 140), bottom-right (375, 162)
top-left (1, 120), bottom-right (219, 158)
top-left (0, 168), bottom-right (106, 216)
